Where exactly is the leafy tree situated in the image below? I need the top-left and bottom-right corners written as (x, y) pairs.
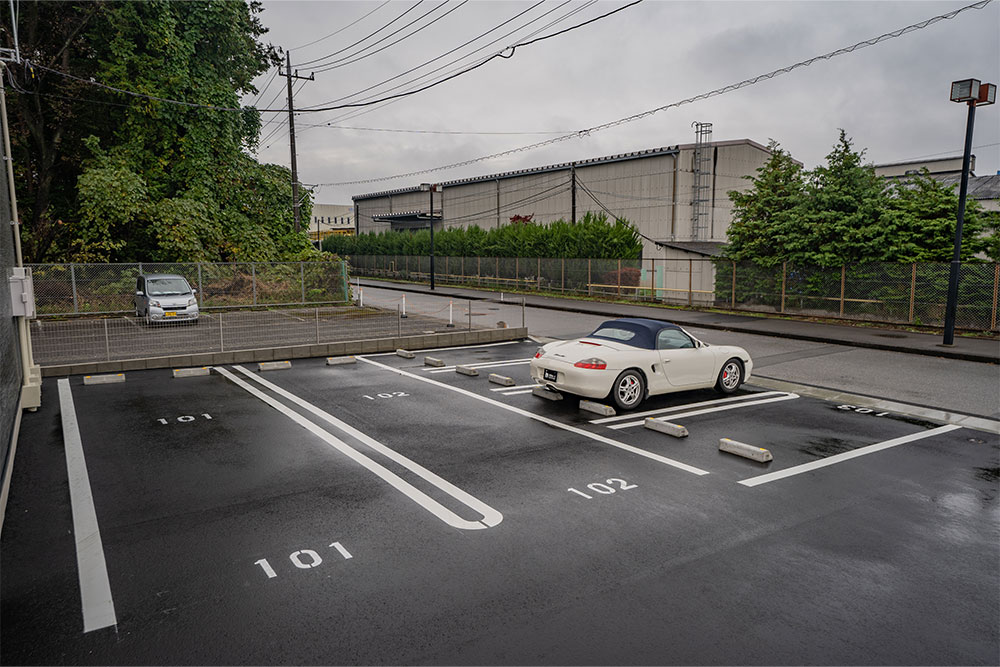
top-left (724, 140), bottom-right (805, 267)
top-left (724, 131), bottom-right (996, 267)
top-left (796, 130), bottom-right (889, 266)
top-left (2, 0), bottom-right (316, 263)
top-left (881, 170), bottom-right (990, 262)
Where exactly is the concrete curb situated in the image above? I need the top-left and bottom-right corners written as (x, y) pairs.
top-left (40, 327), bottom-right (528, 377)
top-left (643, 418), bottom-right (688, 438)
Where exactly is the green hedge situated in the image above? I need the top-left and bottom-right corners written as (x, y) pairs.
top-left (323, 213), bottom-right (642, 259)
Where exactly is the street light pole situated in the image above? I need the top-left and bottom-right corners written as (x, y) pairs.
top-left (943, 78), bottom-right (996, 345)
top-left (421, 183), bottom-right (438, 290)
top-left (430, 185), bottom-right (435, 290)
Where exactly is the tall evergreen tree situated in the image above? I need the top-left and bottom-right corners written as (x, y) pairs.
top-left (724, 140), bottom-right (804, 267)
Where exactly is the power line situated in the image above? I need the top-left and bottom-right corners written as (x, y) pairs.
top-left (292, 0), bottom-right (429, 68)
top-left (298, 0), bottom-right (638, 112)
top-left (301, 0), bottom-right (546, 108)
top-left (299, 0), bottom-right (578, 111)
top-left (289, 0), bottom-right (392, 51)
top-left (284, 122), bottom-right (574, 135)
top-left (311, 1), bottom-right (470, 75)
top-left (16, 0), bottom-right (633, 114)
top-left (313, 0), bottom-right (994, 187)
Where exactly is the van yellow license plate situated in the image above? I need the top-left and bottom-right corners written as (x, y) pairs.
top-left (164, 311), bottom-right (177, 317)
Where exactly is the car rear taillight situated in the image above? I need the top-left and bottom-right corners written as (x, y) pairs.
top-left (574, 358), bottom-right (607, 370)
top-left (534, 347), bottom-right (544, 359)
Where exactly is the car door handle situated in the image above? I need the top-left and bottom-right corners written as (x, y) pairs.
top-left (661, 358), bottom-right (670, 362)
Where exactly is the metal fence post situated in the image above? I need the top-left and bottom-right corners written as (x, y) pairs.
top-left (731, 261), bottom-right (736, 309)
top-left (251, 263), bottom-right (257, 305)
top-left (688, 259), bottom-right (693, 306)
top-left (780, 262), bottom-right (787, 313)
top-left (537, 257), bottom-right (541, 289)
top-left (588, 258), bottom-right (592, 296)
top-left (991, 263), bottom-right (999, 331)
top-left (397, 303), bottom-right (401, 337)
top-left (515, 257), bottom-right (519, 286)
top-left (839, 265), bottom-right (846, 316)
top-left (617, 259), bottom-right (622, 297)
top-left (197, 262), bottom-right (203, 307)
top-left (561, 257), bottom-right (565, 292)
top-left (340, 261), bottom-right (347, 302)
top-left (477, 256), bottom-right (481, 283)
top-left (648, 258), bottom-right (654, 299)
top-left (521, 297), bottom-right (526, 328)
top-left (468, 299), bottom-right (472, 331)
top-left (103, 318), bottom-right (110, 361)
top-left (219, 311), bottom-right (224, 351)
top-left (301, 262), bottom-right (306, 304)
top-left (70, 264), bottom-right (78, 314)
top-left (315, 307), bottom-right (320, 343)
top-left (909, 263), bottom-right (917, 323)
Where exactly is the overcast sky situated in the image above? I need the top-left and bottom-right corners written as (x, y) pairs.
top-left (244, 0), bottom-right (1000, 205)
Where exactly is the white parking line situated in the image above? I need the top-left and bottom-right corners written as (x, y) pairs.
top-left (501, 389), bottom-right (538, 396)
top-left (608, 393), bottom-right (800, 430)
top-left (369, 340), bottom-right (520, 357)
top-left (357, 356), bottom-right (710, 476)
top-left (57, 379), bottom-right (117, 633)
top-left (216, 366), bottom-right (502, 531)
top-left (738, 424), bottom-right (962, 487)
top-left (490, 383), bottom-right (541, 392)
top-left (427, 358), bottom-right (533, 373)
top-left (591, 391), bottom-right (786, 424)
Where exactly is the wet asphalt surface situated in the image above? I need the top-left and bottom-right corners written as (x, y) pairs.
top-left (2, 339), bottom-right (998, 665)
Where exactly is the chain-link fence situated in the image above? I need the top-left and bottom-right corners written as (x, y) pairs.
top-left (30, 292), bottom-right (522, 367)
top-left (348, 255), bottom-right (1000, 332)
top-left (28, 261), bottom-right (351, 316)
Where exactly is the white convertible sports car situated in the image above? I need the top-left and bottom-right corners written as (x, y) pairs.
top-left (529, 317), bottom-right (753, 411)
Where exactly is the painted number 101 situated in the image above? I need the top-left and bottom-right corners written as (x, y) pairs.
top-left (254, 542), bottom-right (353, 580)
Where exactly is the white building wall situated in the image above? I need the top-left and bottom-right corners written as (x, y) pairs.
top-left (352, 140), bottom-right (772, 255)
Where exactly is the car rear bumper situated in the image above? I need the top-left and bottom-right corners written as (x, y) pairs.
top-left (529, 359), bottom-right (616, 399)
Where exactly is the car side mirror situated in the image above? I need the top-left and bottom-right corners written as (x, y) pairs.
top-left (135, 290), bottom-right (144, 296)
top-left (191, 287), bottom-right (197, 294)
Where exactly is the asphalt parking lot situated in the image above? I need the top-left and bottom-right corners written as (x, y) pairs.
top-left (2, 339), bottom-right (998, 665)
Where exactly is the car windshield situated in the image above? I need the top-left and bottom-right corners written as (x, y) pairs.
top-left (146, 278), bottom-right (190, 296)
top-left (590, 327), bottom-right (636, 342)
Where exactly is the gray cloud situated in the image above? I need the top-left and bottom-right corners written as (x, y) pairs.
top-left (249, 0), bottom-right (1000, 204)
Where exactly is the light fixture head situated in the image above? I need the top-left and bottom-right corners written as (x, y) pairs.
top-left (977, 82), bottom-right (996, 106)
top-left (950, 78), bottom-right (981, 103)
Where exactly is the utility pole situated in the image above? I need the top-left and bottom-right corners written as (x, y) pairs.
top-left (282, 51), bottom-right (313, 233)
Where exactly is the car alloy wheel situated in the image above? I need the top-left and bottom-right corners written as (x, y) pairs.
top-left (716, 358), bottom-right (743, 394)
top-left (611, 369), bottom-right (645, 410)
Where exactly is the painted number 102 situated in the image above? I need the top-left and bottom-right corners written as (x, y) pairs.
top-left (568, 478), bottom-right (637, 500)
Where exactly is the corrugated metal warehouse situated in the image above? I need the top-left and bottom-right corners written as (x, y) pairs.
top-left (352, 131), bottom-right (773, 261)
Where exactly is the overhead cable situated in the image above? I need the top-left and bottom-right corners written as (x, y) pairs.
top-left (289, 0), bottom-right (392, 51)
top-left (291, 0), bottom-right (429, 68)
top-left (310, 1), bottom-right (470, 75)
top-left (313, 0), bottom-right (994, 186)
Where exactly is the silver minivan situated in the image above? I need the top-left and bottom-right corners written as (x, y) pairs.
top-left (134, 273), bottom-right (200, 323)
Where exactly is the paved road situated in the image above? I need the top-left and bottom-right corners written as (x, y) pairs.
top-left (363, 284), bottom-right (1000, 419)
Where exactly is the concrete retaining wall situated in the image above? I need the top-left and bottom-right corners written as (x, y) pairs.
top-left (41, 327), bottom-right (528, 377)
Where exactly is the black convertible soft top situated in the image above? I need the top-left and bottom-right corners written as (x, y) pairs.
top-left (586, 318), bottom-right (681, 350)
